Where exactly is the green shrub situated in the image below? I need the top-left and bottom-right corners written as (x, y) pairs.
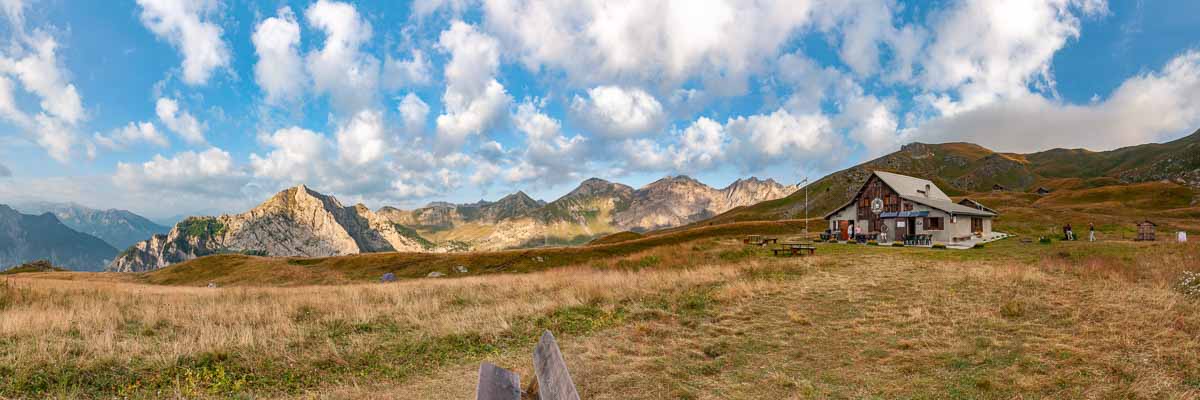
top-left (973, 243), bottom-right (985, 249)
top-left (932, 243), bottom-right (947, 250)
top-left (867, 240), bottom-right (879, 246)
top-left (1039, 237), bottom-right (1053, 245)
top-left (892, 242), bottom-right (904, 247)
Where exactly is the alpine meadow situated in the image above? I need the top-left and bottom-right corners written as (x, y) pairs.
top-left (2, 0), bottom-right (1200, 399)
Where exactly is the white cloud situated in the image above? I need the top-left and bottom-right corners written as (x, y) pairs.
top-left (673, 117), bottom-right (726, 171)
top-left (398, 92), bottom-right (429, 134)
top-left (252, 7), bottom-right (306, 104)
top-left (0, 162), bottom-right (10, 177)
top-left (136, 0), bottom-right (230, 85)
top-left (434, 20), bottom-right (511, 151)
top-left (912, 50), bottom-right (1200, 152)
top-left (0, 75), bottom-right (29, 125)
top-left (249, 126), bottom-right (330, 182)
top-left (335, 109), bottom-right (388, 166)
top-left (93, 121), bottom-right (167, 150)
top-left (917, 0), bottom-right (1107, 112)
top-left (505, 101), bottom-right (588, 184)
top-left (480, 0), bottom-right (816, 94)
top-left (114, 147), bottom-right (245, 195)
top-left (726, 109), bottom-right (840, 171)
top-left (570, 86), bottom-right (665, 139)
top-left (383, 50), bottom-right (433, 90)
top-left (155, 97), bottom-right (206, 145)
top-left (838, 95), bottom-right (901, 158)
top-left (1, 0), bottom-right (26, 29)
top-left (304, 0), bottom-right (380, 113)
top-left (0, 34), bottom-right (83, 124)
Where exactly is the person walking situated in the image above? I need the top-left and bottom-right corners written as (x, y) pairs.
top-left (1088, 223), bottom-right (1096, 242)
top-left (1066, 223), bottom-right (1075, 241)
top-left (1063, 224), bottom-right (1070, 240)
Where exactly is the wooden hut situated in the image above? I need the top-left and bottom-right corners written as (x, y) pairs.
top-left (1135, 220), bottom-right (1156, 241)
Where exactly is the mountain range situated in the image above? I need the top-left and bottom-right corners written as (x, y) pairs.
top-left (109, 176), bottom-right (798, 272)
top-left (0, 205), bottom-right (117, 271)
top-left (13, 202), bottom-right (169, 249)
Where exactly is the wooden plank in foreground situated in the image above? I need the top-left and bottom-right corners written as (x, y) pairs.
top-left (476, 362), bottom-right (522, 400)
top-left (532, 330), bottom-right (581, 400)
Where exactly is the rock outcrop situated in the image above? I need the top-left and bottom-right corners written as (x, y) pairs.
top-left (107, 185), bottom-right (428, 272)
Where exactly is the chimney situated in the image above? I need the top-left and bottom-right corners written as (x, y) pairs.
top-left (924, 184), bottom-right (930, 197)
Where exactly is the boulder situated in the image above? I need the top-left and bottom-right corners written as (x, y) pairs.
top-left (427, 271), bottom-right (445, 278)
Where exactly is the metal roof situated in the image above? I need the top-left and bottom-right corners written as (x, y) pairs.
top-left (824, 170), bottom-right (998, 219)
top-left (872, 171), bottom-right (952, 202)
top-left (900, 195), bottom-right (997, 217)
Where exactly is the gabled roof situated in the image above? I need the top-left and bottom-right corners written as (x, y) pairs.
top-left (873, 171), bottom-right (952, 202)
top-left (824, 170), bottom-right (996, 219)
top-left (901, 195), bottom-right (996, 217)
top-left (957, 198), bottom-right (999, 215)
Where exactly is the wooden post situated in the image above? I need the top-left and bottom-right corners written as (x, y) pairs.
top-left (476, 362), bottom-right (522, 400)
top-left (532, 330), bottom-right (580, 400)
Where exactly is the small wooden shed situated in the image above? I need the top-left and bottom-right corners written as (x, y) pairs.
top-left (1135, 220), bottom-right (1156, 241)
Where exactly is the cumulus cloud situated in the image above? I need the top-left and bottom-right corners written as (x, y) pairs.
top-left (911, 50), bottom-right (1200, 152)
top-left (114, 147), bottom-right (245, 195)
top-left (479, 0), bottom-right (816, 94)
top-left (503, 101), bottom-right (588, 185)
top-left (916, 0), bottom-right (1107, 112)
top-left (304, 0), bottom-right (380, 113)
top-left (335, 109), bottom-right (388, 166)
top-left (383, 50), bottom-right (433, 90)
top-left (136, 0), bottom-right (230, 85)
top-left (93, 121), bottom-right (167, 150)
top-left (398, 93), bottom-right (429, 134)
top-left (0, 34), bottom-right (84, 124)
top-left (155, 97), bottom-right (206, 145)
top-left (570, 86), bottom-right (665, 139)
top-left (622, 108), bottom-right (841, 174)
top-left (434, 20), bottom-right (511, 152)
top-left (249, 126), bottom-right (330, 182)
top-left (252, 7), bottom-right (306, 104)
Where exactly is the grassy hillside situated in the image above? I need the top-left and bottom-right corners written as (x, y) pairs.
top-left (695, 131), bottom-right (1200, 230)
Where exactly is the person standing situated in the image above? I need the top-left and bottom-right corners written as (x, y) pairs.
top-left (1066, 223), bottom-right (1075, 241)
top-left (1089, 223), bottom-right (1096, 242)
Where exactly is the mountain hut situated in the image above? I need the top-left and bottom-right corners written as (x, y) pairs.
top-left (824, 171), bottom-right (998, 243)
top-left (1135, 220), bottom-right (1157, 241)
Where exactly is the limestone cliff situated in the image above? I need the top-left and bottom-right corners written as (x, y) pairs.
top-left (107, 185), bottom-right (428, 272)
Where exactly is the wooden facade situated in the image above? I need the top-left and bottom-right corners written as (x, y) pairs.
top-left (854, 175), bottom-right (901, 233)
top-left (1136, 220), bottom-right (1156, 241)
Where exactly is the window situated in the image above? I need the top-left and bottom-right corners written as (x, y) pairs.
top-left (925, 217), bottom-right (944, 230)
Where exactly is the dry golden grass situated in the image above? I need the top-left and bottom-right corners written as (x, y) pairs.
top-left (3, 238), bottom-right (1200, 398)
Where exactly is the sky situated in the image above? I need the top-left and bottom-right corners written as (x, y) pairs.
top-left (0, 0), bottom-right (1198, 220)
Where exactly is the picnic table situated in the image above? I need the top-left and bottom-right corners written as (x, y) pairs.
top-left (744, 235), bottom-right (779, 246)
top-left (772, 242), bottom-right (816, 257)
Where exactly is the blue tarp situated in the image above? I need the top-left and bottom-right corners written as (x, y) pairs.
top-left (880, 211), bottom-right (929, 218)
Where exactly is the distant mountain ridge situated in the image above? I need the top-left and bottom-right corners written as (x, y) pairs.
top-left (698, 128), bottom-right (1200, 226)
top-left (14, 202), bottom-right (169, 249)
top-left (112, 175), bottom-right (798, 272)
top-left (0, 205), bottom-right (117, 271)
top-left (108, 185), bottom-right (431, 272)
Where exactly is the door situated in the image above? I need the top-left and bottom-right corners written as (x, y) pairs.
top-left (906, 217), bottom-right (916, 237)
top-left (971, 217), bottom-right (983, 234)
top-left (838, 220), bottom-right (850, 241)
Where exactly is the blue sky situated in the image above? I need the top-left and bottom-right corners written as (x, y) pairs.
top-left (0, 0), bottom-right (1198, 219)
